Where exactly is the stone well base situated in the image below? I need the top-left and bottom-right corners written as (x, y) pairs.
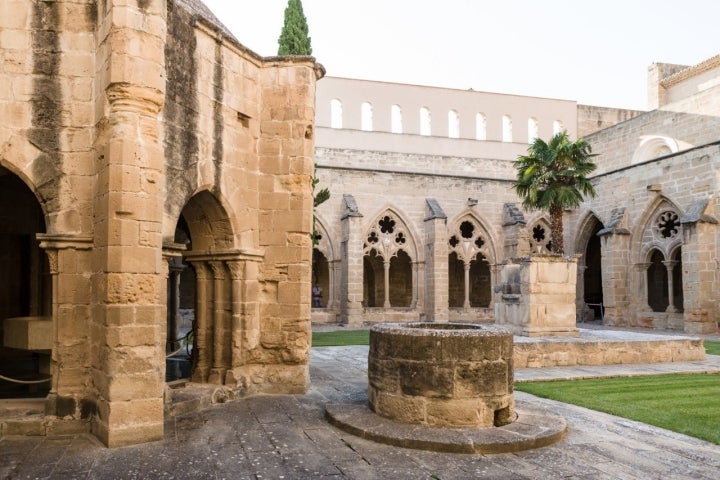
top-left (368, 323), bottom-right (514, 428)
top-left (325, 403), bottom-right (567, 454)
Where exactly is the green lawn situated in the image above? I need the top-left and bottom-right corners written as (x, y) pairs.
top-left (705, 340), bottom-right (720, 356)
top-left (312, 329), bottom-right (369, 347)
top-left (516, 373), bottom-right (720, 444)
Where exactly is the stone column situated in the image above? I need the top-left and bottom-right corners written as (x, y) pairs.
top-left (681, 208), bottom-right (718, 333)
top-left (662, 260), bottom-right (678, 313)
top-left (634, 263), bottom-right (652, 311)
top-left (327, 259), bottom-right (339, 309)
top-left (575, 265), bottom-right (591, 322)
top-left (189, 261), bottom-right (210, 383)
top-left (423, 200), bottom-right (448, 322)
top-left (598, 230), bottom-right (630, 326)
top-left (414, 261), bottom-right (425, 311)
top-left (463, 262), bottom-right (471, 310)
top-left (90, 0), bottom-right (167, 447)
top-left (382, 259), bottom-right (391, 308)
top-left (226, 260), bottom-right (244, 372)
top-left (207, 261), bottom-right (227, 384)
top-left (162, 247), bottom-right (185, 353)
top-left (340, 195), bottom-right (364, 325)
top-left (37, 236), bottom-right (98, 417)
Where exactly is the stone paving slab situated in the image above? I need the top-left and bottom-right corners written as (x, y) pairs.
top-left (1, 344), bottom-right (719, 479)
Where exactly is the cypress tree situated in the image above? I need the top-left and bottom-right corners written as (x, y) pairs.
top-left (277, 0), bottom-right (312, 56)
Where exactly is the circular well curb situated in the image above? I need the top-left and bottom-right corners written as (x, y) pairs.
top-left (325, 403), bottom-right (567, 454)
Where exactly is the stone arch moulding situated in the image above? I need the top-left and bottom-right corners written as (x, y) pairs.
top-left (163, 188), bottom-right (239, 251)
top-left (632, 195), bottom-right (684, 263)
top-left (631, 135), bottom-right (693, 164)
top-left (363, 206), bottom-right (421, 262)
top-left (573, 210), bottom-right (605, 257)
top-left (447, 210), bottom-right (499, 265)
top-left (173, 189), bottom-right (237, 253)
top-left (313, 213), bottom-right (336, 262)
top-left (0, 159), bottom-right (61, 233)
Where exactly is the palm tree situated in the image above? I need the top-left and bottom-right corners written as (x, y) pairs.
top-left (513, 131), bottom-right (597, 255)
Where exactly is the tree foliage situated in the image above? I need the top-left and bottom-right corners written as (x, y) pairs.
top-left (277, 0), bottom-right (312, 56)
top-left (513, 131), bottom-right (597, 255)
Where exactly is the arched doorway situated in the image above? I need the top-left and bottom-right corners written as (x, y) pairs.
top-left (165, 214), bottom-right (193, 382)
top-left (0, 167), bottom-right (51, 399)
top-left (583, 222), bottom-right (604, 321)
top-left (168, 191), bottom-right (236, 385)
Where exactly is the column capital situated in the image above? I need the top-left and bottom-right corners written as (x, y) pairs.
top-left (226, 260), bottom-right (244, 280)
top-left (189, 261), bottom-right (210, 280)
top-left (662, 260), bottom-right (678, 270)
top-left (208, 261), bottom-right (226, 280)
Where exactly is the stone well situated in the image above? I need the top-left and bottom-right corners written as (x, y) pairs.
top-left (368, 323), bottom-right (515, 428)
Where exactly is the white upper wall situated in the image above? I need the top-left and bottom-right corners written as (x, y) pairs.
top-left (315, 77), bottom-right (578, 159)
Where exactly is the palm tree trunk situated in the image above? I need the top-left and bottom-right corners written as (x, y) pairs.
top-left (550, 205), bottom-right (564, 255)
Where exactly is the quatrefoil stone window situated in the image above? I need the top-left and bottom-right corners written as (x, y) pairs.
top-left (657, 211), bottom-right (679, 238)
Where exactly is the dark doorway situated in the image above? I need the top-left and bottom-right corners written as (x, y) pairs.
top-left (583, 222), bottom-right (604, 320)
top-left (0, 167), bottom-right (51, 399)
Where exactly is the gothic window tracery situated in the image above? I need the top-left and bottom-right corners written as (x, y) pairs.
top-left (528, 220), bottom-right (552, 252)
top-left (657, 211), bottom-right (679, 239)
top-left (640, 204), bottom-right (684, 314)
top-left (448, 219), bottom-right (491, 308)
top-left (363, 213), bottom-right (414, 308)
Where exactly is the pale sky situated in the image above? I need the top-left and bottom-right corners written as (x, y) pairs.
top-left (202, 1), bottom-right (720, 111)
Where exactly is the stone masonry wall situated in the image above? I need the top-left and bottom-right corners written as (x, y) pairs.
top-left (0, 0), bottom-right (321, 447)
top-left (576, 105), bottom-right (645, 138)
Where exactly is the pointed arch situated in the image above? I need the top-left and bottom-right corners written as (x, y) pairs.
top-left (312, 215), bottom-right (335, 309)
top-left (574, 211), bottom-right (605, 322)
top-left (574, 210), bottom-right (605, 257)
top-left (632, 195), bottom-right (684, 262)
top-left (312, 214), bottom-right (335, 261)
top-left (526, 214), bottom-right (553, 253)
top-left (447, 210), bottom-right (498, 264)
top-left (632, 195), bottom-right (685, 318)
top-left (363, 206), bottom-right (420, 262)
top-left (447, 211), bottom-right (496, 309)
top-left (362, 207), bottom-right (419, 308)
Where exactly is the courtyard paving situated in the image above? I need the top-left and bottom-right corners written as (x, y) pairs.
top-left (2, 338), bottom-right (720, 479)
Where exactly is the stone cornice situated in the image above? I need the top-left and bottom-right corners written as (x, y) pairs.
top-left (37, 234), bottom-right (93, 250)
top-left (660, 54), bottom-right (720, 88)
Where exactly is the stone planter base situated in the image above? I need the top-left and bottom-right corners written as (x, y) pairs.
top-left (496, 255), bottom-right (580, 337)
